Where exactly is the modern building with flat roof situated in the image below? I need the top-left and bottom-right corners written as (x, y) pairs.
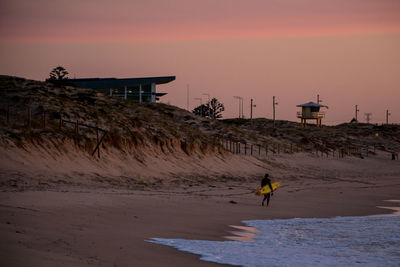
top-left (48, 76), bottom-right (176, 103)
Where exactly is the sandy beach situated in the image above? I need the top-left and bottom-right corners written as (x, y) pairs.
top-left (1, 1), bottom-right (400, 264)
top-left (1, 152), bottom-right (399, 267)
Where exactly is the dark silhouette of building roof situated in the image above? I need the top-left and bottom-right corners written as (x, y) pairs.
top-left (58, 76), bottom-right (176, 89)
top-left (296, 101), bottom-right (328, 108)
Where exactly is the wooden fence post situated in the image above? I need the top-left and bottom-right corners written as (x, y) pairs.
top-left (92, 131), bottom-right (107, 158)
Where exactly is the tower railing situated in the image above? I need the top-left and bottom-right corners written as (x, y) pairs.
top-left (297, 111), bottom-right (325, 118)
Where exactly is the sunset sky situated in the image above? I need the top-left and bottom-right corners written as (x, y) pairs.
top-left (1, 0), bottom-right (399, 123)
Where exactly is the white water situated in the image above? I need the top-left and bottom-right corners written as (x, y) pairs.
top-left (149, 215), bottom-right (400, 266)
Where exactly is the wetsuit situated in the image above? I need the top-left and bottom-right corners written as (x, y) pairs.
top-left (261, 177), bottom-right (273, 206)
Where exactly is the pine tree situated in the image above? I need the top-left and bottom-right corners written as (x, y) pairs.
top-left (192, 98), bottom-right (224, 119)
top-left (49, 66), bottom-right (69, 80)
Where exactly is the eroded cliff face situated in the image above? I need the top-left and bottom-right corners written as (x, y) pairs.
top-left (0, 75), bottom-right (226, 155)
top-left (0, 75), bottom-right (261, 190)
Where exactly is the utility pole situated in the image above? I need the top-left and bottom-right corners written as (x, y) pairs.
top-left (317, 94), bottom-right (322, 104)
top-left (365, 113), bottom-right (372, 124)
top-left (386, 110), bottom-right (391, 124)
top-left (186, 84), bottom-right (189, 111)
top-left (250, 99), bottom-right (256, 120)
top-left (273, 96), bottom-right (278, 127)
top-left (234, 96), bottom-right (243, 118)
top-left (241, 97), bottom-right (244, 118)
top-left (355, 105), bottom-right (359, 121)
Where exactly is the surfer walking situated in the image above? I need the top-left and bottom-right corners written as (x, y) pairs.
top-left (261, 173), bottom-right (274, 206)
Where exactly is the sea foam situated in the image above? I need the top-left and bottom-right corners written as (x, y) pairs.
top-left (149, 216), bottom-right (400, 267)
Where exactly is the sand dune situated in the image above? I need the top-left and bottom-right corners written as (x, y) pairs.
top-left (1, 75), bottom-right (399, 266)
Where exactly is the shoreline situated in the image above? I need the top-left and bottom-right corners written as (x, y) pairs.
top-left (1, 181), bottom-right (399, 267)
top-left (149, 208), bottom-right (400, 267)
top-left (223, 201), bottom-right (400, 243)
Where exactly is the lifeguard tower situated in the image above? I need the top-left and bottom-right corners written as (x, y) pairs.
top-left (297, 102), bottom-right (328, 127)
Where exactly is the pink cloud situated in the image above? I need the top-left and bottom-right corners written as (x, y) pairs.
top-left (1, 0), bottom-right (400, 42)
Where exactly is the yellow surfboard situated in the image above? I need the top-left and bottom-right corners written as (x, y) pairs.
top-left (255, 181), bottom-right (281, 196)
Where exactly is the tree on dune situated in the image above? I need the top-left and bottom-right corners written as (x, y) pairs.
top-left (49, 66), bottom-right (69, 80)
top-left (192, 98), bottom-right (224, 119)
top-left (192, 104), bottom-right (208, 117)
top-left (208, 98), bottom-right (225, 119)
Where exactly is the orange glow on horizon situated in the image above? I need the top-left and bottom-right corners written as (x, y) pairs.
top-left (1, 22), bottom-right (400, 43)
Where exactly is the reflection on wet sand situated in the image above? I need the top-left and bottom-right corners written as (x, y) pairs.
top-left (224, 225), bottom-right (260, 242)
top-left (375, 200), bottom-right (400, 217)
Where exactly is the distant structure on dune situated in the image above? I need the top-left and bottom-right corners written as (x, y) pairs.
top-left (296, 101), bottom-right (328, 127)
top-left (47, 76), bottom-right (176, 103)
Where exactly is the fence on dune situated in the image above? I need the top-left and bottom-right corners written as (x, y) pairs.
top-left (0, 103), bottom-right (396, 160)
top-left (0, 104), bottom-right (107, 158)
top-left (213, 136), bottom-right (378, 159)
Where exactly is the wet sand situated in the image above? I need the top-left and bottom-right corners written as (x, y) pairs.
top-left (1, 154), bottom-right (400, 266)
